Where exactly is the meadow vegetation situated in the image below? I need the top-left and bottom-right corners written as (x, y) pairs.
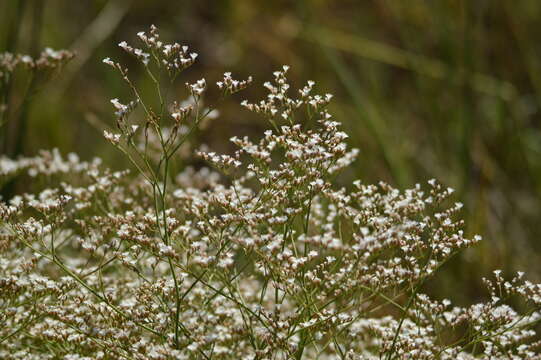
top-left (2, 23), bottom-right (541, 359)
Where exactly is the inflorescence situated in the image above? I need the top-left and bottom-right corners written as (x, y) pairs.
top-left (1, 25), bottom-right (540, 360)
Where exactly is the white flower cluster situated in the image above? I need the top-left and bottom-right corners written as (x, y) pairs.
top-left (0, 48), bottom-right (74, 76)
top-left (118, 40), bottom-right (150, 66)
top-left (2, 26), bottom-right (541, 360)
top-left (186, 78), bottom-right (207, 97)
top-left (1, 48), bottom-right (74, 121)
top-left (216, 72), bottom-right (253, 95)
top-left (0, 148), bottom-right (101, 178)
top-left (133, 25), bottom-right (197, 75)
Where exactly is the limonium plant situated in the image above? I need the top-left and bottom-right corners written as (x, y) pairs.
top-left (1, 25), bottom-right (541, 360)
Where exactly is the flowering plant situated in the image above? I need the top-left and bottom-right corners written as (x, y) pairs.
top-left (1, 26), bottom-right (540, 360)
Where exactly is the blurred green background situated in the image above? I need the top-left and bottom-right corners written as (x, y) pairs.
top-left (2, 0), bottom-right (541, 303)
